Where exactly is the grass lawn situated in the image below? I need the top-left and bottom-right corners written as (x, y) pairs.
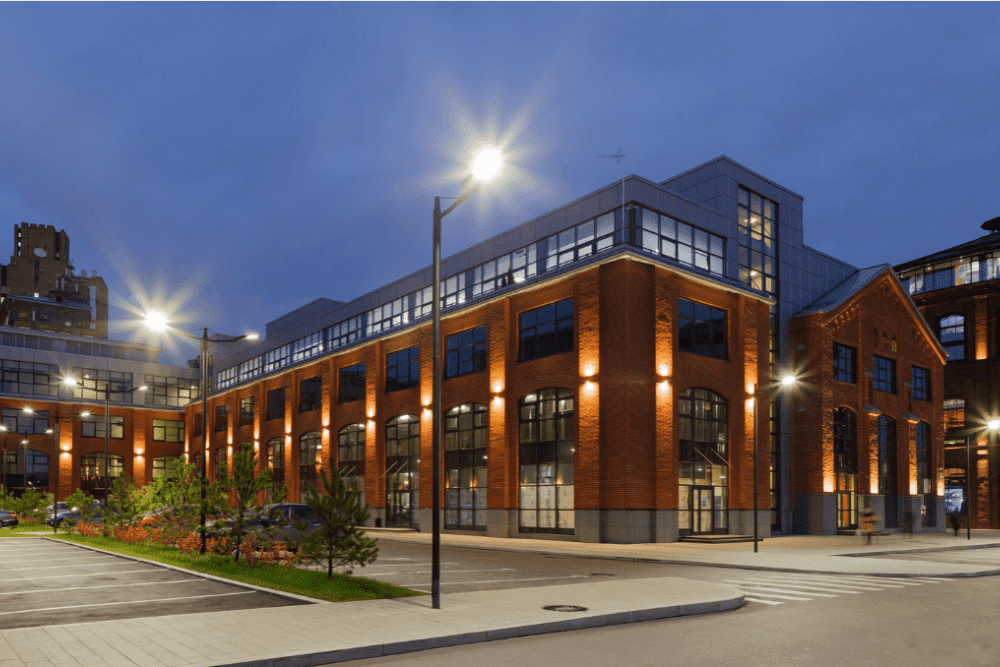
top-left (6, 530), bottom-right (424, 603)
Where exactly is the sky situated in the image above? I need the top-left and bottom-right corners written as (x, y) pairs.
top-left (1, 3), bottom-right (998, 360)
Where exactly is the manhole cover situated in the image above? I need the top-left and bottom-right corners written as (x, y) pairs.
top-left (543, 605), bottom-right (589, 612)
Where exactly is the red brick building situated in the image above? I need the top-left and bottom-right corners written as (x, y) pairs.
top-left (789, 266), bottom-right (946, 534)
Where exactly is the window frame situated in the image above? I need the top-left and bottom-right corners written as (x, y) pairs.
top-left (299, 376), bottom-right (322, 412)
top-left (338, 363), bottom-right (366, 404)
top-left (266, 388), bottom-right (285, 421)
top-left (385, 346), bottom-right (420, 393)
top-left (873, 355), bottom-right (897, 394)
top-left (678, 297), bottom-right (728, 361)
top-left (833, 343), bottom-right (857, 383)
top-left (911, 365), bottom-right (930, 402)
top-left (445, 326), bottom-right (488, 379)
top-left (518, 298), bottom-right (574, 363)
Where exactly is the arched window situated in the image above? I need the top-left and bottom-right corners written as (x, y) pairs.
top-left (267, 437), bottom-right (284, 500)
top-left (519, 389), bottom-right (574, 534)
top-left (338, 424), bottom-right (366, 507)
top-left (916, 421), bottom-right (933, 527)
top-left (878, 414), bottom-right (898, 528)
top-left (80, 453), bottom-right (123, 500)
top-left (678, 388), bottom-right (728, 535)
top-left (833, 407), bottom-right (858, 529)
top-left (385, 415), bottom-right (419, 527)
top-left (299, 431), bottom-right (322, 499)
top-left (939, 315), bottom-right (965, 361)
top-left (445, 403), bottom-right (488, 530)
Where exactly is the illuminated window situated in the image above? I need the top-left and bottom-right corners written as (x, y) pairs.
top-left (239, 397), bottom-right (254, 426)
top-left (641, 208), bottom-right (725, 277)
top-left (944, 399), bottom-right (965, 429)
top-left (152, 419), bottom-right (185, 443)
top-left (338, 424), bottom-right (366, 507)
top-left (445, 403), bottom-right (488, 530)
top-left (81, 414), bottom-right (123, 439)
top-left (299, 432), bottom-right (321, 498)
top-left (519, 389), bottom-right (574, 534)
top-left (737, 187), bottom-right (776, 295)
top-left (267, 437), bottom-right (284, 500)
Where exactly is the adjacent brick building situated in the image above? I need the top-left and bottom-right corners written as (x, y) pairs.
top-left (894, 218), bottom-right (1000, 529)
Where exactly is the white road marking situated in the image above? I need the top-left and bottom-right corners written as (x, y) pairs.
top-left (723, 578), bottom-right (861, 594)
top-left (743, 597), bottom-right (783, 605)
top-left (1, 555), bottom-right (120, 565)
top-left (0, 569), bottom-right (158, 581)
top-left (408, 574), bottom-right (591, 590)
top-left (0, 579), bottom-right (196, 596)
top-left (363, 568), bottom-right (516, 577)
top-left (0, 562), bottom-right (153, 572)
top-left (0, 591), bottom-right (255, 615)
top-left (735, 591), bottom-right (812, 601)
top-left (727, 584), bottom-right (838, 598)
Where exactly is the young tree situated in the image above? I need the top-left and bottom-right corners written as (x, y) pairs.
top-left (218, 443), bottom-right (280, 563)
top-left (106, 476), bottom-right (146, 533)
top-left (9, 489), bottom-right (52, 525)
top-left (293, 467), bottom-right (377, 577)
top-left (62, 489), bottom-right (95, 533)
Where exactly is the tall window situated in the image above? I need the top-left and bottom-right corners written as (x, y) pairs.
top-left (445, 403), bottom-right (488, 530)
top-left (385, 415), bottom-right (419, 528)
top-left (152, 419), bottom-right (184, 443)
top-left (939, 315), bottom-right (965, 361)
top-left (737, 187), bottom-right (777, 295)
top-left (299, 432), bottom-right (321, 498)
top-left (833, 343), bottom-right (856, 383)
top-left (519, 389), bottom-right (574, 534)
top-left (338, 363), bottom-right (366, 403)
top-left (873, 355), bottom-right (896, 393)
top-left (239, 396), bottom-right (254, 426)
top-left (81, 415), bottom-right (124, 439)
top-left (518, 299), bottom-right (574, 362)
top-left (386, 346), bottom-right (420, 392)
top-left (445, 326), bottom-right (488, 378)
top-left (911, 366), bottom-right (930, 402)
top-left (878, 415), bottom-right (898, 528)
top-left (214, 447), bottom-right (227, 480)
top-left (338, 424), bottom-right (366, 508)
top-left (833, 407), bottom-right (858, 530)
top-left (299, 376), bottom-right (321, 412)
top-left (678, 388), bottom-right (728, 535)
top-left (267, 388), bottom-right (285, 420)
top-left (678, 298), bottom-right (727, 360)
top-left (267, 437), bottom-right (284, 500)
top-left (916, 421), bottom-right (933, 527)
top-left (215, 404), bottom-right (228, 432)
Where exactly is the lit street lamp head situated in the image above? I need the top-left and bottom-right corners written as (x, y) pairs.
top-left (988, 419), bottom-right (1000, 432)
top-left (470, 147), bottom-right (502, 182)
top-left (143, 310), bottom-right (169, 333)
top-left (781, 375), bottom-right (797, 387)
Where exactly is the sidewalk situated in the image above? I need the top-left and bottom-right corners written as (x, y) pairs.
top-left (0, 530), bottom-right (997, 667)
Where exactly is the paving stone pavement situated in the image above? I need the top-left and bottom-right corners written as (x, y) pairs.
top-left (0, 529), bottom-right (997, 667)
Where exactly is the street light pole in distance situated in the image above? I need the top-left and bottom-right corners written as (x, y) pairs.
top-left (143, 314), bottom-right (258, 554)
top-left (431, 147), bottom-right (502, 610)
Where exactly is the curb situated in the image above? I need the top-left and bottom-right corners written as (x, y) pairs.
top-left (215, 595), bottom-right (745, 667)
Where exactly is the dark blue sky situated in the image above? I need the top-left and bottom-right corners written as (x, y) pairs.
top-left (1, 3), bottom-right (998, 357)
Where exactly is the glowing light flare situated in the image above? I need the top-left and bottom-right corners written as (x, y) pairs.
top-left (470, 147), bottom-right (502, 182)
top-left (144, 310), bottom-right (169, 333)
top-left (988, 419), bottom-right (1000, 432)
top-left (781, 375), bottom-right (797, 387)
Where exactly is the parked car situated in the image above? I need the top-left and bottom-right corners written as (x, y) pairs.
top-left (0, 509), bottom-right (18, 528)
top-left (48, 502), bottom-right (107, 527)
top-left (227, 503), bottom-right (322, 547)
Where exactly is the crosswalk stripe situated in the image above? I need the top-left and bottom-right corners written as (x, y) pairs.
top-left (765, 574), bottom-right (909, 588)
top-left (739, 591), bottom-right (812, 601)
top-left (756, 576), bottom-right (902, 591)
top-left (724, 579), bottom-right (862, 594)
top-left (743, 597), bottom-right (784, 605)
top-left (727, 584), bottom-right (838, 598)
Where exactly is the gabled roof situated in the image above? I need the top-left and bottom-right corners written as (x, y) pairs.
top-left (894, 230), bottom-right (1000, 272)
top-left (795, 264), bottom-right (890, 317)
top-left (793, 264), bottom-right (947, 364)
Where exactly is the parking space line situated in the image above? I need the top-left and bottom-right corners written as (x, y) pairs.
top-left (0, 591), bottom-right (255, 616)
top-left (1, 561), bottom-right (150, 572)
top-left (2, 555), bottom-right (122, 564)
top-left (1, 568), bottom-right (158, 581)
top-left (0, 579), bottom-right (196, 596)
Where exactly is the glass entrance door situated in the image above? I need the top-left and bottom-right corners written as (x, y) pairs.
top-left (691, 486), bottom-right (714, 534)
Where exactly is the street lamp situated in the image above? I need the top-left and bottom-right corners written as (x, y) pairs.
top-left (144, 316), bottom-right (258, 554)
top-left (751, 374), bottom-right (799, 553)
top-left (431, 147), bottom-right (502, 609)
top-left (62, 378), bottom-right (147, 510)
top-left (0, 425), bottom-right (8, 491)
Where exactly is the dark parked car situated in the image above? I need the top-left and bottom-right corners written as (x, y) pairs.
top-left (47, 502), bottom-right (107, 527)
top-left (244, 503), bottom-right (323, 546)
top-left (0, 509), bottom-right (18, 528)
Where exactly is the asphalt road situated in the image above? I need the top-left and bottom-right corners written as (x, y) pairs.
top-left (338, 557), bottom-right (998, 667)
top-left (0, 537), bottom-right (307, 630)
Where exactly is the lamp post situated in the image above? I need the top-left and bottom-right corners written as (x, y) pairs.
top-left (431, 147), bottom-right (502, 609)
top-left (0, 425), bottom-right (8, 491)
top-left (144, 316), bottom-right (257, 555)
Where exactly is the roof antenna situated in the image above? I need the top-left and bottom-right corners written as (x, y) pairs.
top-left (597, 148), bottom-right (626, 228)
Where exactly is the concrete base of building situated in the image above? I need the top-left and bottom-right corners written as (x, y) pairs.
top-left (728, 510), bottom-right (773, 539)
top-left (575, 510), bottom-right (680, 543)
top-left (794, 493), bottom-right (838, 535)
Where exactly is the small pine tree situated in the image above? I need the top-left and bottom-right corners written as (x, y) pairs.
top-left (62, 489), bottom-right (94, 532)
top-left (218, 443), bottom-right (279, 563)
top-left (294, 467), bottom-right (377, 577)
